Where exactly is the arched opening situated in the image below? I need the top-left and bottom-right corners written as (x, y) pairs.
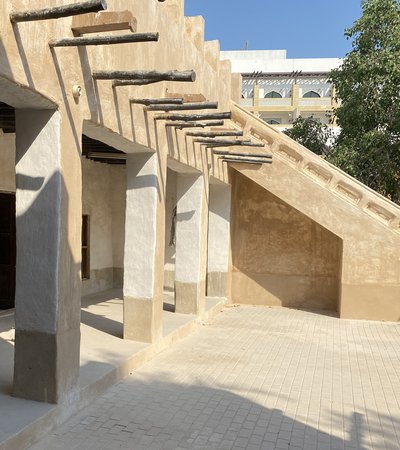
top-left (303, 91), bottom-right (321, 98)
top-left (265, 119), bottom-right (281, 125)
top-left (264, 91), bottom-right (282, 99)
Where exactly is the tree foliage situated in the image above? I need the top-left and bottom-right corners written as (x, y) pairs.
top-left (284, 116), bottom-right (333, 156)
top-left (328, 0), bottom-right (400, 202)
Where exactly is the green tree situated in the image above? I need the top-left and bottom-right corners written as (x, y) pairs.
top-left (284, 116), bottom-right (333, 156)
top-left (328, 0), bottom-right (400, 202)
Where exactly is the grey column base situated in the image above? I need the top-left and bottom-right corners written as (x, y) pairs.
top-left (123, 296), bottom-right (162, 343)
top-left (207, 272), bottom-right (228, 298)
top-left (174, 281), bottom-right (205, 315)
top-left (13, 328), bottom-right (80, 404)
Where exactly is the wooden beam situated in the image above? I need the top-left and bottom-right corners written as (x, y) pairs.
top-left (213, 150), bottom-right (273, 158)
top-left (200, 140), bottom-right (265, 148)
top-left (10, 0), bottom-right (107, 23)
top-left (130, 98), bottom-right (184, 105)
top-left (165, 121), bottom-right (224, 128)
top-left (145, 102), bottom-right (218, 112)
top-left (93, 70), bottom-right (196, 82)
top-left (193, 138), bottom-right (253, 145)
top-left (50, 32), bottom-right (159, 47)
top-left (241, 142), bottom-right (265, 147)
top-left (186, 131), bottom-right (243, 138)
top-left (71, 11), bottom-right (137, 36)
top-left (166, 92), bottom-right (206, 103)
top-left (113, 79), bottom-right (160, 87)
top-left (155, 112), bottom-right (231, 121)
top-left (220, 157), bottom-right (272, 164)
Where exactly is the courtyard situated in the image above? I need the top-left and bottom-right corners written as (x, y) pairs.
top-left (30, 306), bottom-right (400, 450)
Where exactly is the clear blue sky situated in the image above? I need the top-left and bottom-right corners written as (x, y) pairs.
top-left (184, 0), bottom-right (362, 58)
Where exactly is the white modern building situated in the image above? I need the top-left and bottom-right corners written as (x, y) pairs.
top-left (221, 50), bottom-right (342, 130)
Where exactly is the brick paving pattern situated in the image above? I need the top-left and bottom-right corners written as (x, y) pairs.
top-left (31, 306), bottom-right (400, 450)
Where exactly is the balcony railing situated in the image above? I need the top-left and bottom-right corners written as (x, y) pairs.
top-left (299, 98), bottom-right (332, 107)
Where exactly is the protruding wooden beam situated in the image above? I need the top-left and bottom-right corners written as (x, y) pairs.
top-left (49, 32), bottom-right (159, 47)
top-left (166, 92), bottom-right (206, 103)
top-left (186, 130), bottom-right (243, 138)
top-left (193, 138), bottom-right (253, 146)
top-left (165, 121), bottom-right (224, 129)
top-left (10, 0), bottom-right (107, 23)
top-left (213, 150), bottom-right (273, 158)
top-left (71, 11), bottom-right (137, 35)
top-left (155, 112), bottom-right (231, 121)
top-left (130, 98), bottom-right (184, 106)
top-left (145, 102), bottom-right (218, 112)
top-left (93, 70), bottom-right (196, 82)
top-left (200, 140), bottom-right (265, 148)
top-left (113, 79), bottom-right (159, 87)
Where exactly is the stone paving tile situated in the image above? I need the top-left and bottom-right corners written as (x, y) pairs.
top-left (30, 306), bottom-right (400, 450)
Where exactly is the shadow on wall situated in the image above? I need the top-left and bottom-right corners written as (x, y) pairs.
top-left (230, 172), bottom-right (343, 312)
top-left (0, 38), bottom-right (12, 80)
top-left (47, 375), bottom-right (391, 450)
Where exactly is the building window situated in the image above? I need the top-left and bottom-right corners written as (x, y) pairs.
top-left (82, 215), bottom-right (90, 280)
top-left (264, 91), bottom-right (282, 99)
top-left (303, 91), bottom-right (321, 98)
top-left (265, 118), bottom-right (282, 125)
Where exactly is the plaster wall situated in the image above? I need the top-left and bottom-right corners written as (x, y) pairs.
top-left (0, 130), bottom-right (16, 193)
top-left (81, 158), bottom-right (125, 296)
top-left (164, 169), bottom-right (177, 291)
top-left (207, 182), bottom-right (231, 298)
top-left (231, 173), bottom-right (342, 310)
top-left (0, 0), bottom-right (232, 184)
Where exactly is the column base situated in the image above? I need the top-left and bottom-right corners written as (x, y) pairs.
top-left (174, 281), bottom-right (205, 315)
top-left (207, 272), bottom-right (228, 298)
top-left (13, 328), bottom-right (80, 404)
top-left (123, 296), bottom-right (162, 343)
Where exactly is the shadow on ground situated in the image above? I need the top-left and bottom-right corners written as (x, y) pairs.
top-left (32, 375), bottom-right (398, 450)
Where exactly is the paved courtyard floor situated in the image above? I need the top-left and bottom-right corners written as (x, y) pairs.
top-left (31, 306), bottom-right (400, 450)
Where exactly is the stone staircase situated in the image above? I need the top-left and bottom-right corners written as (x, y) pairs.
top-left (228, 102), bottom-right (400, 321)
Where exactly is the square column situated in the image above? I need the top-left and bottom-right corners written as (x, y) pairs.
top-left (13, 110), bottom-right (82, 404)
top-left (123, 152), bottom-right (166, 343)
top-left (174, 174), bottom-right (208, 315)
top-left (207, 183), bottom-right (231, 297)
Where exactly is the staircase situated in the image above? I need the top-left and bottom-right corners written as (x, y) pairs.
top-left (229, 102), bottom-right (400, 321)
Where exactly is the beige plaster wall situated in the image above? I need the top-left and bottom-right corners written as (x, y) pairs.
top-left (164, 168), bottom-right (177, 290)
top-left (0, 130), bottom-right (16, 192)
top-left (0, 0), bottom-right (231, 184)
top-left (231, 172), bottom-right (342, 310)
top-left (81, 158), bottom-right (125, 296)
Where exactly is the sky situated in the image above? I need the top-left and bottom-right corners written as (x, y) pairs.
top-left (184, 0), bottom-right (362, 59)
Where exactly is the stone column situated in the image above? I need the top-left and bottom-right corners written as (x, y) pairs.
top-left (207, 183), bottom-right (231, 297)
top-left (13, 109), bottom-right (81, 404)
top-left (123, 152), bottom-right (165, 343)
top-left (174, 173), bottom-right (208, 315)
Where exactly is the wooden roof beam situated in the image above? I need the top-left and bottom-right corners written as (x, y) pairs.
top-left (93, 70), bottom-right (196, 83)
top-left (165, 121), bottom-right (225, 129)
top-left (155, 112), bottom-right (231, 121)
top-left (145, 102), bottom-right (218, 112)
top-left (186, 130), bottom-right (244, 137)
top-left (130, 98), bottom-right (184, 105)
top-left (10, 0), bottom-right (107, 23)
top-left (50, 32), bottom-right (159, 47)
